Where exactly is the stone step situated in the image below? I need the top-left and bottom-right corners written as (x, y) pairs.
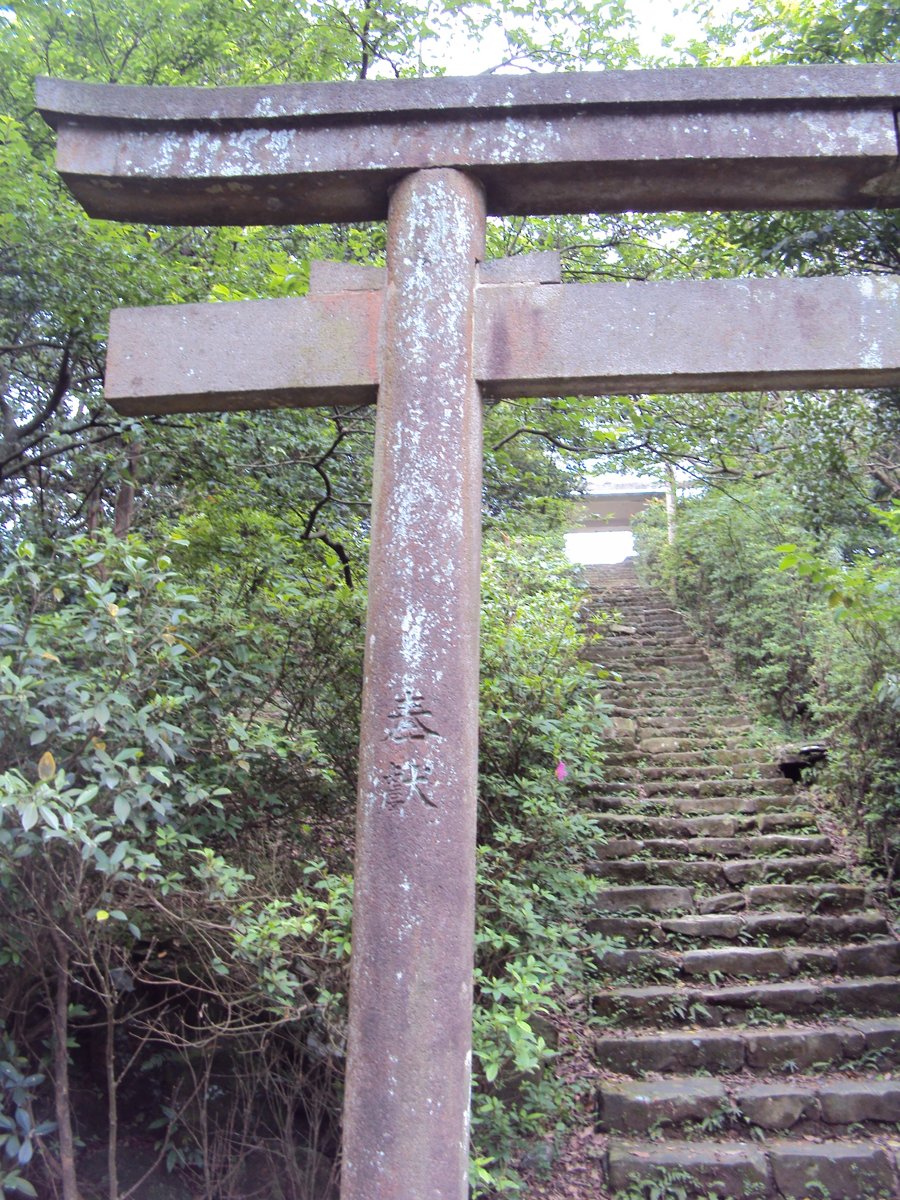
top-left (594, 777), bottom-right (795, 799)
top-left (597, 653), bottom-right (711, 669)
top-left (598, 639), bottom-right (702, 653)
top-left (639, 763), bottom-right (784, 781)
top-left (601, 761), bottom-right (772, 782)
top-left (594, 939), bottom-right (900, 982)
top-left (587, 571), bottom-right (898, 1199)
top-left (590, 910), bottom-right (891, 946)
top-left (594, 884), bottom-right (695, 915)
top-left (700, 884), bottom-right (870, 914)
top-left (598, 1075), bottom-right (900, 1135)
top-left (593, 976), bottom-right (900, 1025)
top-left (644, 777), bottom-right (795, 797)
top-left (592, 882), bottom-right (869, 917)
top-left (597, 812), bottom-right (818, 837)
top-left (594, 834), bottom-right (833, 861)
top-left (601, 681), bottom-right (733, 697)
top-left (611, 672), bottom-right (724, 688)
top-left (590, 855), bottom-right (846, 888)
top-left (605, 1138), bottom-right (897, 1199)
top-left (605, 739), bottom-right (769, 756)
top-left (594, 1017), bottom-right (900, 1074)
top-left (602, 734), bottom-right (763, 753)
top-left (596, 794), bottom-right (802, 816)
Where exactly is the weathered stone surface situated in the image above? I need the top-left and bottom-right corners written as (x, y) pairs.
top-left (742, 911), bottom-right (809, 939)
top-left (785, 946), bottom-right (837, 974)
top-left (595, 1030), bottom-right (744, 1073)
top-left (593, 985), bottom-right (682, 1021)
top-left (736, 1084), bottom-right (816, 1130)
top-left (852, 1017), bottom-right (900, 1059)
top-left (807, 912), bottom-right (889, 940)
top-left (822, 978), bottom-right (900, 1015)
top-left (769, 1141), bottom-right (896, 1199)
top-left (755, 810), bottom-right (817, 832)
top-left (661, 915), bottom-right (742, 940)
top-left (592, 859), bottom-right (722, 886)
top-left (837, 941), bottom-right (900, 976)
top-left (598, 1078), bottom-right (726, 1134)
top-left (607, 1141), bottom-right (769, 1199)
top-left (593, 884), bottom-right (693, 914)
top-left (594, 948), bottom-right (677, 977)
top-left (817, 1079), bottom-right (900, 1124)
top-left (723, 856), bottom-right (843, 885)
top-left (594, 838), bottom-right (645, 860)
top-left (698, 891), bottom-right (746, 914)
top-left (587, 915), bottom-right (657, 940)
top-left (703, 980), bottom-right (821, 1016)
top-left (640, 735), bottom-right (682, 754)
top-left (745, 884), bottom-right (866, 912)
top-left (682, 947), bottom-right (793, 978)
top-left (745, 1026), bottom-right (864, 1070)
top-left (610, 717), bottom-right (637, 737)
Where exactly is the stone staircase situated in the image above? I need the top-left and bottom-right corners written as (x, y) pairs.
top-left (584, 560), bottom-right (900, 1200)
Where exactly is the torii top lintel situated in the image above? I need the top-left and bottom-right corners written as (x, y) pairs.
top-left (36, 63), bottom-right (900, 226)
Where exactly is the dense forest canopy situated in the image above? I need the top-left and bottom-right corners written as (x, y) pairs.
top-left (1, 0), bottom-right (898, 1196)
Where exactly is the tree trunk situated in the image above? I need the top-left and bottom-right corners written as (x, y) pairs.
top-left (50, 932), bottom-right (81, 1200)
top-left (105, 1000), bottom-right (119, 1200)
top-left (113, 443), bottom-right (140, 539)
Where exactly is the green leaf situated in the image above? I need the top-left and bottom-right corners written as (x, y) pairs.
top-left (114, 796), bottom-right (131, 824)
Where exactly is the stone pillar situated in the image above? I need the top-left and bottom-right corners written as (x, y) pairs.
top-left (341, 168), bottom-right (486, 1200)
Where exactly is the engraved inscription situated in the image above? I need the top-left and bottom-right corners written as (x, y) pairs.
top-left (381, 688), bottom-right (442, 809)
top-left (384, 759), bottom-right (436, 809)
top-left (385, 687), bottom-right (440, 743)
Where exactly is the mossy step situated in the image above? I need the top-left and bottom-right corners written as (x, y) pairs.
top-left (597, 812), bottom-right (817, 837)
top-left (593, 976), bottom-right (900, 1025)
top-left (592, 882), bottom-right (868, 917)
top-left (606, 1138), bottom-right (897, 1199)
top-left (595, 778), bottom-right (794, 799)
top-left (701, 884), bottom-right (870, 914)
top-left (590, 855), bottom-right (846, 888)
top-left (598, 1076), bottom-right (900, 1136)
top-left (600, 648), bottom-right (710, 657)
top-left (597, 794), bottom-right (802, 816)
top-left (596, 639), bottom-right (702, 653)
top-left (636, 758), bottom-right (779, 777)
top-left (640, 763), bottom-right (784, 781)
top-left (590, 910), bottom-right (891, 946)
top-left (602, 739), bottom-right (763, 758)
top-left (594, 1016), bottom-right (900, 1074)
top-left (610, 671), bottom-right (723, 687)
top-left (644, 777), bottom-right (795, 797)
top-left (594, 834), bottom-right (833, 861)
top-left (609, 687), bottom-right (743, 705)
top-left (594, 939), bottom-right (900, 982)
top-left (594, 780), bottom-right (795, 802)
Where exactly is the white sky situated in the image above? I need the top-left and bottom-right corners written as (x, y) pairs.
top-left (440, 3), bottom-right (740, 563)
top-left (439, 0), bottom-right (721, 74)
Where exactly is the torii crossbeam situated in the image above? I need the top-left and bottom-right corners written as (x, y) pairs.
top-left (38, 63), bottom-right (900, 1200)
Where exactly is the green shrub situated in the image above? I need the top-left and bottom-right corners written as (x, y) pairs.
top-left (0, 528), bottom-right (611, 1197)
top-left (635, 489), bottom-right (900, 891)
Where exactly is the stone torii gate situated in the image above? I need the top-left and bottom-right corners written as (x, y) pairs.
top-left (38, 63), bottom-right (900, 1200)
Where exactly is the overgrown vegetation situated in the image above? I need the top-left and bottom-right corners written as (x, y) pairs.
top-left (0, 526), bottom-right (608, 1198)
top-left (635, 480), bottom-right (900, 893)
